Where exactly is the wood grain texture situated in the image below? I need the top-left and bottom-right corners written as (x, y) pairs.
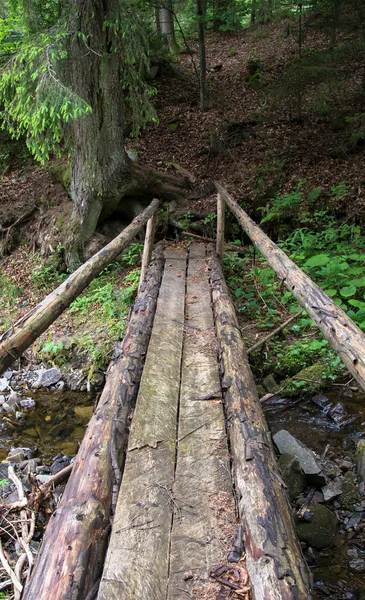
top-left (0, 199), bottom-right (159, 375)
top-left (168, 244), bottom-right (235, 600)
top-left (23, 244), bottom-right (165, 600)
top-left (97, 248), bottom-right (187, 600)
top-left (216, 181), bottom-right (365, 391)
top-left (210, 252), bottom-right (312, 600)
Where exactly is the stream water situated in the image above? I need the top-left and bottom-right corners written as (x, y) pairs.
top-left (1, 386), bottom-right (365, 597)
top-left (265, 389), bottom-right (365, 598)
top-left (0, 390), bottom-right (96, 463)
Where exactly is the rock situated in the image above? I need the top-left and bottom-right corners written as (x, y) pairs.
top-left (322, 480), bottom-right (343, 501)
top-left (59, 441), bottom-right (79, 456)
top-left (33, 367), bottom-right (62, 388)
top-left (341, 471), bottom-right (360, 510)
top-left (6, 450), bottom-right (25, 463)
top-left (74, 406), bottom-right (94, 420)
top-left (348, 557), bottom-right (365, 572)
top-left (356, 439), bottom-right (365, 483)
top-left (278, 453), bottom-right (307, 499)
top-left (7, 447), bottom-right (33, 463)
top-left (0, 395), bottom-right (5, 405)
top-left (285, 363), bottom-right (327, 395)
top-left (273, 430), bottom-right (326, 485)
top-left (262, 374), bottom-right (279, 393)
top-left (36, 474), bottom-right (53, 484)
top-left (4, 371), bottom-right (13, 380)
top-left (295, 504), bottom-right (338, 549)
top-left (345, 513), bottom-right (361, 530)
top-left (339, 460), bottom-right (353, 473)
top-left (126, 149), bottom-right (139, 162)
top-left (0, 378), bottom-right (9, 392)
top-left (311, 393), bottom-right (332, 412)
top-left (328, 402), bottom-right (356, 428)
top-left (19, 397), bottom-right (36, 410)
top-left (50, 456), bottom-right (71, 475)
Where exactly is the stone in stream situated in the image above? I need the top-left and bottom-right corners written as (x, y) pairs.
top-left (273, 430), bottom-right (326, 485)
top-left (19, 397), bottom-right (36, 410)
top-left (278, 453), bottom-right (306, 499)
top-left (295, 504), bottom-right (338, 549)
top-left (0, 378), bottom-right (9, 392)
top-left (322, 480), bottom-right (343, 502)
top-left (33, 367), bottom-right (62, 388)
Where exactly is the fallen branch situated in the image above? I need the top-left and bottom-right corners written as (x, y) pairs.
top-left (182, 231), bottom-right (248, 252)
top-left (247, 311), bottom-right (303, 354)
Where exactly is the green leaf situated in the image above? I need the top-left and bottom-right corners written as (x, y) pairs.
top-left (305, 254), bottom-right (329, 267)
top-left (340, 285), bottom-right (357, 298)
top-left (348, 278), bottom-right (365, 288)
top-left (323, 289), bottom-right (337, 297)
top-left (349, 299), bottom-right (365, 309)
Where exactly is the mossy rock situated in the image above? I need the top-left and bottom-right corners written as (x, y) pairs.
top-left (278, 453), bottom-right (307, 500)
top-left (295, 504), bottom-right (338, 549)
top-left (341, 470), bottom-right (360, 510)
top-left (283, 362), bottom-right (328, 396)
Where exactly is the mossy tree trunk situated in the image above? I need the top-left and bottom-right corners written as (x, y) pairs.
top-left (64, 0), bottom-right (186, 270)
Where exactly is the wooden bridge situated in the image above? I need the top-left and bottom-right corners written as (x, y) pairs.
top-left (2, 185), bottom-right (365, 600)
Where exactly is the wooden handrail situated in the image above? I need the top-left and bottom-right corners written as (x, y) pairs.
top-left (0, 199), bottom-right (160, 375)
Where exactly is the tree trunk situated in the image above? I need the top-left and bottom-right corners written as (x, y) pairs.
top-left (197, 0), bottom-right (207, 111)
top-left (160, 0), bottom-right (179, 54)
top-left (0, 200), bottom-right (159, 376)
top-left (23, 245), bottom-right (165, 600)
top-left (216, 182), bottom-right (365, 392)
top-left (63, 0), bottom-right (187, 270)
top-left (210, 253), bottom-right (312, 600)
top-left (65, 0), bottom-right (131, 270)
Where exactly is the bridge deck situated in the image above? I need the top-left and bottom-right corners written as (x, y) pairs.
top-left (97, 244), bottom-right (237, 600)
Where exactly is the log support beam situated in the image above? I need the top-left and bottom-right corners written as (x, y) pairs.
top-left (210, 253), bottom-right (312, 600)
top-left (22, 245), bottom-right (165, 600)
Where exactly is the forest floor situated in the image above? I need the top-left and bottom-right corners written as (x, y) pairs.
top-left (1, 18), bottom-right (365, 379)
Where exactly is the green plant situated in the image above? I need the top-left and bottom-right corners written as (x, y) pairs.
top-left (330, 181), bottom-right (349, 201)
top-left (259, 182), bottom-right (304, 225)
top-left (0, 478), bottom-right (9, 488)
top-left (120, 242), bottom-right (143, 266)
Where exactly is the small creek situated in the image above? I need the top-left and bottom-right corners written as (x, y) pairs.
top-left (0, 390), bottom-right (96, 463)
top-left (265, 389), bottom-right (365, 598)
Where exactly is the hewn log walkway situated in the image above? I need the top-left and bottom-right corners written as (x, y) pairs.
top-left (95, 243), bottom-right (311, 600)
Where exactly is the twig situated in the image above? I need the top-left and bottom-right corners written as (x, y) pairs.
top-left (0, 537), bottom-right (22, 594)
top-left (247, 311), bottom-right (303, 354)
top-left (296, 487), bottom-right (316, 519)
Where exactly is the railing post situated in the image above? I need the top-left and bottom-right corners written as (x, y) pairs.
top-left (139, 209), bottom-right (158, 291)
top-left (216, 192), bottom-right (225, 259)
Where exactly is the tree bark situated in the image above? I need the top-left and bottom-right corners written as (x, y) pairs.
top-left (210, 253), bottom-right (312, 600)
top-left (0, 199), bottom-right (159, 376)
top-left (23, 244), bottom-right (165, 600)
top-left (160, 0), bottom-right (179, 54)
top-left (62, 0), bottom-right (187, 270)
top-left (197, 0), bottom-right (207, 111)
top-left (216, 182), bottom-right (365, 392)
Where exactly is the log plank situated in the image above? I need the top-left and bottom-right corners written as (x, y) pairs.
top-left (97, 248), bottom-right (187, 600)
top-left (22, 244), bottom-right (165, 600)
top-left (167, 244), bottom-right (235, 599)
top-left (210, 253), bottom-right (312, 600)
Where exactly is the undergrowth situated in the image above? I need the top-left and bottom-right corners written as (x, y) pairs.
top-left (224, 183), bottom-right (364, 393)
